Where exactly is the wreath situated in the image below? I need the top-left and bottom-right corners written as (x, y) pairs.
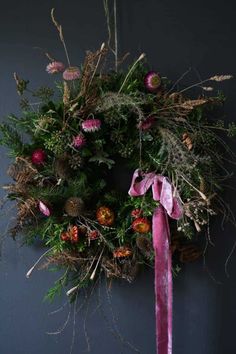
top-left (1, 8), bottom-right (235, 354)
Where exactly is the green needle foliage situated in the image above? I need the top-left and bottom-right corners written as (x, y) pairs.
top-left (0, 14), bottom-right (235, 302)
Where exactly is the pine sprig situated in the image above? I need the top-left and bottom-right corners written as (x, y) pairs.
top-left (0, 123), bottom-right (26, 156)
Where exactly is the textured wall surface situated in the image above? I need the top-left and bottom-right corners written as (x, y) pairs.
top-left (0, 1), bottom-right (236, 353)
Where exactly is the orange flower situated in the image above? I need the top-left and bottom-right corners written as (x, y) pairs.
top-left (132, 217), bottom-right (151, 233)
top-left (88, 230), bottom-right (100, 240)
top-left (113, 246), bottom-right (132, 258)
top-left (96, 206), bottom-right (114, 226)
top-left (60, 225), bottom-right (79, 243)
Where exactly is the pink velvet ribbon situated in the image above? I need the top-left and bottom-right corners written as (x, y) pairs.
top-left (128, 169), bottom-right (183, 354)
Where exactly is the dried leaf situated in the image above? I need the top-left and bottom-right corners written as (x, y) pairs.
top-left (201, 86), bottom-right (214, 91)
top-left (182, 132), bottom-right (193, 150)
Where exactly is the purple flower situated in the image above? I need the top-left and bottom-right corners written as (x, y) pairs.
top-left (46, 61), bottom-right (65, 74)
top-left (144, 71), bottom-right (161, 92)
top-left (63, 66), bottom-right (81, 81)
top-left (72, 134), bottom-right (86, 148)
top-left (39, 201), bottom-right (51, 217)
top-left (137, 116), bottom-right (156, 130)
top-left (82, 119), bottom-right (101, 132)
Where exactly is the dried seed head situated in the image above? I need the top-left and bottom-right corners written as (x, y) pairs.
top-left (64, 197), bottom-right (84, 217)
top-left (209, 75), bottom-right (233, 82)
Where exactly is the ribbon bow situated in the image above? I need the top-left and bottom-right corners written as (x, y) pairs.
top-left (128, 169), bottom-right (183, 354)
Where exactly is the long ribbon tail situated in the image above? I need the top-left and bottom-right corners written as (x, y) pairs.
top-left (153, 206), bottom-right (172, 354)
top-left (128, 170), bottom-right (182, 354)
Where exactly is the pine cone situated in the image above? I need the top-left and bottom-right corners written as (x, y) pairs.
top-left (69, 154), bottom-right (83, 170)
top-left (64, 197), bottom-right (84, 217)
top-left (54, 154), bottom-right (72, 179)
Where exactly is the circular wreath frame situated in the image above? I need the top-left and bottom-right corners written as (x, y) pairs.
top-left (1, 10), bottom-right (235, 302)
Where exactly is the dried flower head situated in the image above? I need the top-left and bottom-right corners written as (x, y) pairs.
top-left (201, 86), bottom-right (214, 92)
top-left (182, 132), bottom-right (193, 151)
top-left (88, 230), bottom-right (100, 241)
top-left (209, 75), bottom-right (233, 82)
top-left (72, 134), bottom-right (86, 148)
top-left (82, 118), bottom-right (101, 132)
top-left (144, 71), bottom-right (161, 92)
top-left (113, 246), bottom-right (132, 258)
top-left (137, 116), bottom-right (155, 130)
top-left (31, 148), bottom-right (46, 165)
top-left (39, 200), bottom-right (51, 217)
top-left (132, 217), bottom-right (151, 233)
top-left (131, 208), bottom-right (143, 218)
top-left (63, 66), bottom-right (81, 81)
top-left (64, 197), bottom-right (84, 217)
top-left (180, 99), bottom-right (207, 110)
top-left (46, 61), bottom-right (65, 74)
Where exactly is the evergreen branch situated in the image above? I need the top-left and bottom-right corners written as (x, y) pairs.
top-left (0, 123), bottom-right (25, 156)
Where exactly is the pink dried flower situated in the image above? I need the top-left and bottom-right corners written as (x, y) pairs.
top-left (137, 116), bottom-right (156, 130)
top-left (63, 66), bottom-right (81, 81)
top-left (38, 201), bottom-right (51, 217)
top-left (31, 148), bottom-right (46, 165)
top-left (144, 71), bottom-right (161, 92)
top-left (72, 134), bottom-right (86, 148)
top-left (82, 119), bottom-right (101, 132)
top-left (46, 61), bottom-right (65, 74)
top-left (131, 209), bottom-right (143, 218)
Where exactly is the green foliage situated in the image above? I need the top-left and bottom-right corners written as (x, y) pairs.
top-left (0, 123), bottom-right (26, 156)
top-left (44, 270), bottom-right (68, 302)
top-left (1, 44), bottom-right (234, 303)
top-left (32, 86), bottom-right (54, 102)
top-left (228, 122), bottom-right (236, 137)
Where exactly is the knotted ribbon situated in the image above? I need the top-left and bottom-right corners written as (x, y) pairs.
top-left (128, 169), bottom-right (183, 354)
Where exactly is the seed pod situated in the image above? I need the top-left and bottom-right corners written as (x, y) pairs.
top-left (64, 197), bottom-right (84, 217)
top-left (54, 154), bottom-right (72, 180)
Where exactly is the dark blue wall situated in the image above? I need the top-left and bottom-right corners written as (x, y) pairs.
top-left (0, 1), bottom-right (236, 353)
